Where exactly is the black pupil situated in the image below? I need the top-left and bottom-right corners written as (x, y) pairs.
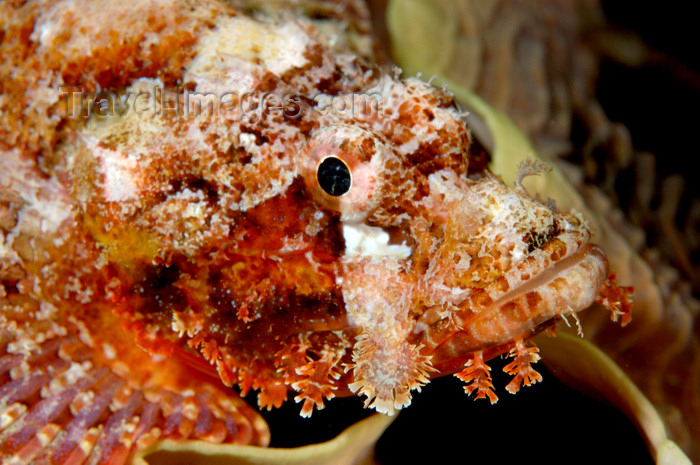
top-left (317, 157), bottom-right (351, 196)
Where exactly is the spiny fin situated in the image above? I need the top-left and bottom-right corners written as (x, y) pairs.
top-left (0, 329), bottom-right (268, 465)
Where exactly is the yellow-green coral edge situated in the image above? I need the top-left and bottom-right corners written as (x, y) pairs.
top-left (386, 0), bottom-right (590, 213)
top-left (437, 76), bottom-right (594, 217)
top-left (130, 412), bottom-right (394, 465)
top-left (536, 333), bottom-right (691, 465)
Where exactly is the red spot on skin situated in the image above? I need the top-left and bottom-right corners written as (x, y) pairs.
top-left (525, 291), bottom-right (542, 310)
top-left (550, 277), bottom-right (567, 293)
top-left (470, 291), bottom-right (494, 309)
top-left (500, 301), bottom-right (522, 320)
top-left (549, 239), bottom-right (567, 261)
top-left (495, 278), bottom-right (510, 294)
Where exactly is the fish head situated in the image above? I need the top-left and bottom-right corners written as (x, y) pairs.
top-left (62, 18), bottom-right (629, 417)
top-left (290, 76), bottom-right (622, 414)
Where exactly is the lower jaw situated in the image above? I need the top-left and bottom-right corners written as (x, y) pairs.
top-left (428, 244), bottom-right (608, 372)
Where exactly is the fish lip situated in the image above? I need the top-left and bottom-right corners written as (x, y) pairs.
top-left (500, 240), bottom-right (608, 307)
top-left (492, 229), bottom-right (602, 304)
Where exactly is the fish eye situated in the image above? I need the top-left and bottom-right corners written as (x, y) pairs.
top-left (317, 156), bottom-right (352, 196)
top-left (298, 125), bottom-right (386, 223)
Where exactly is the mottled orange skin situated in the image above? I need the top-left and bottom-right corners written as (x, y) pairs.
top-left (0, 0), bottom-right (632, 463)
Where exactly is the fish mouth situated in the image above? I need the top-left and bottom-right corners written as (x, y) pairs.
top-left (497, 233), bottom-right (607, 310)
top-left (462, 230), bottom-right (609, 347)
top-left (423, 230), bottom-right (610, 372)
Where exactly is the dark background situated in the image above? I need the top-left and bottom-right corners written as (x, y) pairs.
top-left (599, 0), bottom-right (700, 284)
top-left (255, 358), bottom-right (652, 464)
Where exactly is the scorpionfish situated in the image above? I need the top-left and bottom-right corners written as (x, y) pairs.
top-left (0, 0), bottom-right (632, 463)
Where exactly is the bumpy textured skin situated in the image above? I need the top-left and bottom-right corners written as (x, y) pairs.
top-left (0, 0), bottom-right (631, 463)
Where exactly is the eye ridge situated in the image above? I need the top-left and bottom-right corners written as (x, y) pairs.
top-left (317, 156), bottom-right (352, 196)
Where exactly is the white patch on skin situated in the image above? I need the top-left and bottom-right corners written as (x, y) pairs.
top-left (102, 343), bottom-right (117, 360)
top-left (81, 134), bottom-right (141, 202)
top-left (342, 223), bottom-right (412, 259)
top-left (239, 132), bottom-right (257, 152)
top-left (186, 15), bottom-right (310, 88)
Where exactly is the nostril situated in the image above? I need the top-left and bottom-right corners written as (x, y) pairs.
top-left (522, 220), bottom-right (562, 253)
